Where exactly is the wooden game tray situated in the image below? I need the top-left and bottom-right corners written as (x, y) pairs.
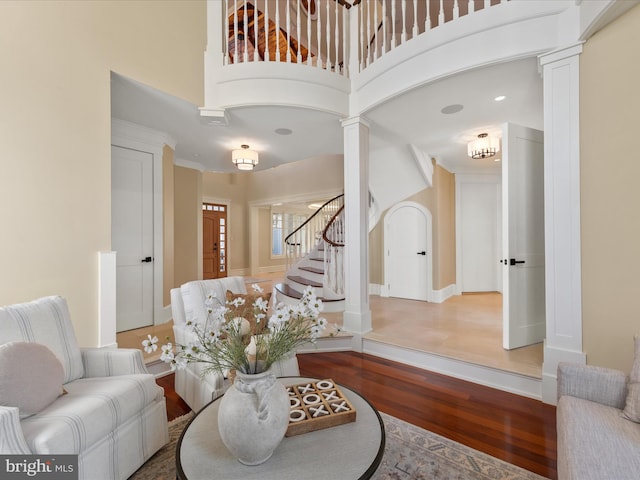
top-left (285, 379), bottom-right (356, 437)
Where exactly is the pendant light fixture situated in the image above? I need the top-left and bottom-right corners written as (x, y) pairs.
top-left (467, 133), bottom-right (500, 159)
top-left (231, 144), bottom-right (259, 170)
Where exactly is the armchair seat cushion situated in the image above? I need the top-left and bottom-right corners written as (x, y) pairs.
top-left (20, 374), bottom-right (163, 454)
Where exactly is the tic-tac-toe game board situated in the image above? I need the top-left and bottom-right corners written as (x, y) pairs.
top-left (285, 379), bottom-right (357, 437)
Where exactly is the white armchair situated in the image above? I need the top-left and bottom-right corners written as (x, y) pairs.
top-left (0, 296), bottom-right (168, 480)
top-left (170, 276), bottom-right (300, 413)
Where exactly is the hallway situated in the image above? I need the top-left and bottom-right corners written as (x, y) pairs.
top-left (117, 275), bottom-right (542, 380)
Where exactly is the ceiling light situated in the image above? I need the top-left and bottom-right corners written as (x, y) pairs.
top-left (494, 95), bottom-right (506, 102)
top-left (231, 144), bottom-right (259, 171)
top-left (467, 133), bottom-right (500, 159)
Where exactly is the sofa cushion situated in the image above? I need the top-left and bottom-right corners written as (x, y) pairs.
top-left (0, 342), bottom-right (65, 419)
top-left (558, 395), bottom-right (640, 480)
top-left (623, 335), bottom-right (640, 422)
top-left (20, 374), bottom-right (163, 454)
top-left (225, 290), bottom-right (271, 335)
top-left (0, 296), bottom-right (84, 383)
top-left (180, 277), bottom-right (247, 326)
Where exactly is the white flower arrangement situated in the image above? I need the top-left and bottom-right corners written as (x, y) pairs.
top-left (143, 284), bottom-right (327, 375)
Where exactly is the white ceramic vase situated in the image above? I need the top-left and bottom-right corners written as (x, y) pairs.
top-left (217, 368), bottom-right (290, 465)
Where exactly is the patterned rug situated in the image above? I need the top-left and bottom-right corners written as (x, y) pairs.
top-left (129, 412), bottom-right (549, 480)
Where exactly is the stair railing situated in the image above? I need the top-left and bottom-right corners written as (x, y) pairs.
top-left (321, 205), bottom-right (345, 297)
top-left (284, 194), bottom-right (344, 273)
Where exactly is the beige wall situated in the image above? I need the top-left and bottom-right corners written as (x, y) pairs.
top-left (369, 161), bottom-right (456, 291)
top-left (174, 166), bottom-right (202, 287)
top-left (200, 156), bottom-right (344, 274)
top-left (581, 4), bottom-right (640, 370)
top-left (0, 1), bottom-right (206, 345)
top-left (163, 145), bottom-right (175, 306)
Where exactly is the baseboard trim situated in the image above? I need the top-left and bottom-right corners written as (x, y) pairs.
top-left (363, 338), bottom-right (542, 400)
top-left (432, 284), bottom-right (457, 303)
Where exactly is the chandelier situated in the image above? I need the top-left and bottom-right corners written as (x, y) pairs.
top-left (231, 144), bottom-right (259, 170)
top-left (467, 133), bottom-right (500, 159)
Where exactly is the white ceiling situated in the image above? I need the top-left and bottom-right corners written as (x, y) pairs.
top-left (110, 56), bottom-right (542, 175)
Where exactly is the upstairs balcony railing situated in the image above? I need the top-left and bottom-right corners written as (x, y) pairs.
top-left (222, 0), bottom-right (506, 76)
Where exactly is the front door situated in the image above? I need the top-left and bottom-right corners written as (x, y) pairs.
top-left (112, 145), bottom-right (154, 332)
top-left (385, 202), bottom-right (431, 301)
top-left (203, 203), bottom-right (227, 279)
top-left (502, 123), bottom-right (545, 349)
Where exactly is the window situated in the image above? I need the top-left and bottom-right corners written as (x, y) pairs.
top-left (271, 210), bottom-right (308, 257)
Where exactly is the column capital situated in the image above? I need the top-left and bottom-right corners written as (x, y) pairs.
top-left (538, 42), bottom-right (584, 67)
top-left (340, 116), bottom-right (370, 129)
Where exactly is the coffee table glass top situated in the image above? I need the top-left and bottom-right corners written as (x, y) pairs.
top-left (176, 377), bottom-right (385, 480)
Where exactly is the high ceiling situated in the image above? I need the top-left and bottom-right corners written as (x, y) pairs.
top-left (110, 56), bottom-right (542, 175)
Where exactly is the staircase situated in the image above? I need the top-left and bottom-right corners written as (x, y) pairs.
top-left (275, 194), bottom-right (345, 312)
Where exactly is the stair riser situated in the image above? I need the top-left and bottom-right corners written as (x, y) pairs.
top-left (287, 278), bottom-right (323, 297)
top-left (275, 289), bottom-right (345, 313)
top-left (292, 269), bottom-right (324, 284)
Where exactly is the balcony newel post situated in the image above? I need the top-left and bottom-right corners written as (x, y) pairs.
top-left (341, 116), bottom-right (372, 344)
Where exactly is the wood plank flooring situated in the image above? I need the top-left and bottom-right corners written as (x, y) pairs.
top-left (158, 351), bottom-right (557, 479)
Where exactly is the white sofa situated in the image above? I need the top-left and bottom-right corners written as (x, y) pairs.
top-left (0, 296), bottom-right (168, 480)
top-left (170, 276), bottom-right (300, 412)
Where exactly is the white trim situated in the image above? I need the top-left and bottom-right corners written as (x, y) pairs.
top-left (432, 284), bottom-right (457, 304)
top-left (111, 119), bottom-right (167, 328)
top-left (369, 283), bottom-right (382, 296)
top-left (539, 43), bottom-right (584, 404)
top-left (363, 338), bottom-right (542, 400)
top-left (98, 251), bottom-right (116, 348)
top-left (257, 265), bottom-right (287, 274)
top-left (384, 201), bottom-right (434, 303)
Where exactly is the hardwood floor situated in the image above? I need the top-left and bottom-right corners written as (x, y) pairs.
top-left (158, 351), bottom-right (557, 479)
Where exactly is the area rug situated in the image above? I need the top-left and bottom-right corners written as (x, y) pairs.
top-left (129, 412), bottom-right (549, 480)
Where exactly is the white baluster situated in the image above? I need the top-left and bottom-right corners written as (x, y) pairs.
top-left (391, 0), bottom-right (396, 48)
top-left (401, 0), bottom-right (407, 44)
top-left (264, 0), bottom-right (270, 61)
top-left (286, 0), bottom-right (291, 63)
top-left (453, 0), bottom-right (459, 20)
top-left (275, 0), bottom-right (281, 61)
top-left (425, 0), bottom-right (431, 31)
top-left (296, 0), bottom-right (301, 62)
top-left (439, 0), bottom-right (445, 26)
top-left (373, 0), bottom-right (378, 61)
top-left (326, 0), bottom-right (332, 70)
top-left (224, 0), bottom-right (229, 65)
top-left (317, 0), bottom-right (322, 68)
top-left (254, 0), bottom-right (259, 61)
top-left (233, 0), bottom-right (238, 63)
top-left (468, 0), bottom-right (474, 14)
top-left (412, 0), bottom-right (418, 38)
top-left (484, 0), bottom-right (490, 10)
top-left (365, 0), bottom-right (371, 67)
top-left (359, 2), bottom-right (364, 71)
top-left (243, 0), bottom-right (249, 62)
top-left (342, 4), bottom-right (348, 75)
top-left (382, 0), bottom-right (388, 54)
top-left (306, 0), bottom-right (312, 65)
top-left (334, 0), bottom-right (339, 71)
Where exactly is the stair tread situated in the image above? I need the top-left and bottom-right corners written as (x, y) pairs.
top-left (275, 283), bottom-right (344, 302)
top-left (309, 257), bottom-right (324, 262)
top-left (299, 266), bottom-right (324, 275)
top-left (287, 275), bottom-right (323, 288)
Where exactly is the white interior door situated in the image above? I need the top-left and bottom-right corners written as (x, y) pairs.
top-left (460, 182), bottom-right (500, 292)
top-left (386, 203), bottom-right (431, 301)
top-left (112, 145), bottom-right (154, 332)
top-left (502, 123), bottom-right (545, 350)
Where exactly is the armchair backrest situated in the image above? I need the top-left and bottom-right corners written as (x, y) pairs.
top-left (0, 296), bottom-right (84, 383)
top-left (177, 276), bottom-right (247, 327)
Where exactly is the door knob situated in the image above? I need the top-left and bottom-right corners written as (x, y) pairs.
top-left (417, 251), bottom-right (426, 256)
top-left (141, 256), bottom-right (152, 263)
top-left (509, 258), bottom-right (525, 266)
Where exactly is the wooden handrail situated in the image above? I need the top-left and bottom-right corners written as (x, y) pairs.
top-left (284, 194), bottom-right (344, 246)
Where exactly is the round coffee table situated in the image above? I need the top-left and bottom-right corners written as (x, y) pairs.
top-left (176, 376), bottom-right (385, 479)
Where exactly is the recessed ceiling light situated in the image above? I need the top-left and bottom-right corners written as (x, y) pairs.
top-left (441, 104), bottom-right (464, 115)
top-left (275, 128), bottom-right (293, 135)
top-left (494, 95), bottom-right (506, 102)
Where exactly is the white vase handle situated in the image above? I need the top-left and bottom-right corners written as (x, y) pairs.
top-left (234, 374), bottom-right (278, 421)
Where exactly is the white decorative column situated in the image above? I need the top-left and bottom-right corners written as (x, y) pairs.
top-left (341, 116), bottom-right (372, 344)
top-left (539, 43), bottom-right (586, 404)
